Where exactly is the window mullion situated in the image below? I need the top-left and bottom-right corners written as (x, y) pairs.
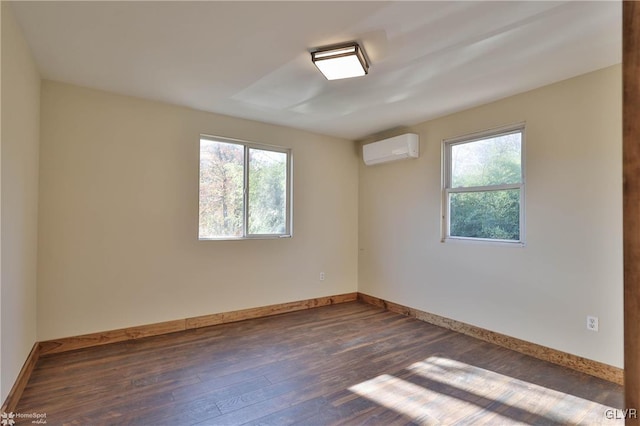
top-left (285, 154), bottom-right (292, 235)
top-left (243, 146), bottom-right (250, 237)
top-left (448, 183), bottom-right (521, 193)
top-left (444, 188), bottom-right (452, 239)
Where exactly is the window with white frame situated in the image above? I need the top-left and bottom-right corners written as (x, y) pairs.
top-left (443, 123), bottom-right (525, 244)
top-left (199, 136), bottom-right (292, 240)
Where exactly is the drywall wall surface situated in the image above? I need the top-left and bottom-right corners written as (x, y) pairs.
top-left (359, 65), bottom-right (623, 367)
top-left (38, 81), bottom-right (358, 340)
top-left (1, 2), bottom-right (40, 402)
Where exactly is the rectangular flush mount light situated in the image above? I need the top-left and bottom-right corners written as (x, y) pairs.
top-left (311, 43), bottom-right (369, 80)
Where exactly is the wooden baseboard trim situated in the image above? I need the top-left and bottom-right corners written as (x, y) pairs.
top-left (39, 292), bottom-right (358, 356)
top-left (357, 293), bottom-right (624, 385)
top-left (38, 318), bottom-right (187, 356)
top-left (1, 342), bottom-right (40, 413)
top-left (185, 292), bottom-right (358, 329)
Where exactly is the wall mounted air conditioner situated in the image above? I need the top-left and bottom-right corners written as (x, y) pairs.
top-left (362, 133), bottom-right (419, 166)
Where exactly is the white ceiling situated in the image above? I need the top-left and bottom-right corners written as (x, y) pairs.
top-left (10, 1), bottom-right (621, 141)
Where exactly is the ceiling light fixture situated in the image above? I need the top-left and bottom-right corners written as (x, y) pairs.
top-left (311, 42), bottom-right (369, 81)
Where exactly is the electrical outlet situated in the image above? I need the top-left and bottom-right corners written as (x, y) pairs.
top-left (319, 272), bottom-right (325, 281)
top-left (587, 315), bottom-right (599, 332)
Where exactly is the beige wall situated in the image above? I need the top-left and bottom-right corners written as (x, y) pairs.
top-left (1, 2), bottom-right (40, 401)
top-left (37, 81), bottom-right (359, 340)
top-left (359, 65), bottom-right (623, 368)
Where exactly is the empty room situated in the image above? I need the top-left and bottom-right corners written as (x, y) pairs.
top-left (2, 1), bottom-right (638, 425)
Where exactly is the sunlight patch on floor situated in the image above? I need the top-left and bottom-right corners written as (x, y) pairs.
top-left (348, 356), bottom-right (622, 425)
top-left (350, 373), bottom-right (478, 425)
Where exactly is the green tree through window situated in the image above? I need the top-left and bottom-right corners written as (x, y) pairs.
top-left (199, 137), bottom-right (291, 239)
top-left (444, 125), bottom-right (524, 243)
top-left (248, 149), bottom-right (288, 234)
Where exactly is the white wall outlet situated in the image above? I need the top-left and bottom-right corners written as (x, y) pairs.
top-left (319, 272), bottom-right (325, 281)
top-left (587, 315), bottom-right (599, 332)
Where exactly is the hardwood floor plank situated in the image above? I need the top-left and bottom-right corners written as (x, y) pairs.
top-left (241, 396), bottom-right (330, 426)
top-left (15, 302), bottom-right (623, 425)
top-left (215, 376), bottom-right (311, 415)
top-left (171, 375), bottom-right (272, 405)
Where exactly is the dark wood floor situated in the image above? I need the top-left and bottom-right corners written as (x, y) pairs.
top-left (16, 302), bottom-right (622, 425)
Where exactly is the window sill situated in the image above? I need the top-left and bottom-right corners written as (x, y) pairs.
top-left (199, 235), bottom-right (292, 241)
top-left (442, 237), bottom-right (525, 247)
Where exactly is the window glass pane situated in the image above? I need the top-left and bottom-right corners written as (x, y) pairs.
top-left (248, 148), bottom-right (287, 235)
top-left (199, 140), bottom-right (244, 238)
top-left (451, 132), bottom-right (521, 188)
top-left (450, 189), bottom-right (520, 240)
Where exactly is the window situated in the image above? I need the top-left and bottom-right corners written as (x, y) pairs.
top-left (199, 136), bottom-right (292, 240)
top-left (443, 123), bottom-right (524, 244)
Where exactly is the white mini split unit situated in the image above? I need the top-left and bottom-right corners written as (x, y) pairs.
top-left (362, 133), bottom-right (419, 166)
